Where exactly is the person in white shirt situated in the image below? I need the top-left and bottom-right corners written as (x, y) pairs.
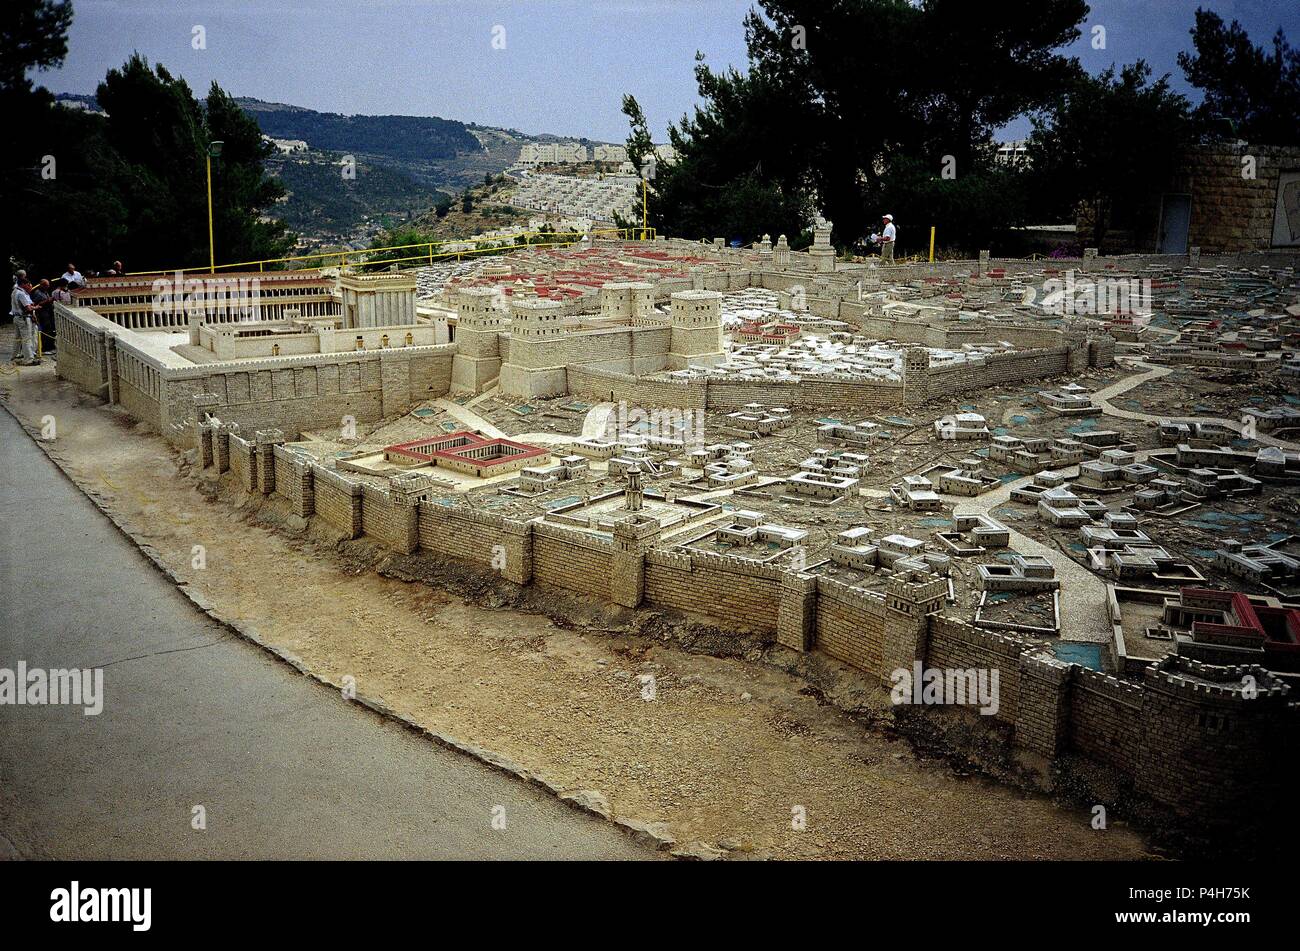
top-left (61, 263), bottom-right (85, 288)
top-left (876, 214), bottom-right (897, 264)
top-left (9, 282), bottom-right (39, 365)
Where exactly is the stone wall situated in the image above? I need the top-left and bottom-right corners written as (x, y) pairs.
top-left (188, 355), bottom-right (1295, 828)
top-left (926, 616), bottom-right (1028, 725)
top-left (1174, 144), bottom-right (1300, 252)
top-left (642, 549), bottom-right (783, 636)
top-left (566, 342), bottom-right (1088, 412)
top-left (53, 305), bottom-right (111, 395)
top-left (417, 503), bottom-right (510, 569)
top-left (272, 445), bottom-right (314, 517)
top-left (813, 577), bottom-right (887, 672)
top-left (1068, 667), bottom-right (1143, 770)
top-left (53, 303), bottom-right (455, 445)
top-left (1134, 658), bottom-right (1293, 818)
top-left (532, 523), bottom-right (615, 598)
top-left (359, 485), bottom-right (416, 553)
top-left (227, 433), bottom-right (257, 493)
top-left (169, 347), bottom-right (453, 441)
top-left (639, 545), bottom-right (780, 634)
top-left (312, 467), bottom-right (362, 538)
top-left (567, 365), bottom-right (708, 409)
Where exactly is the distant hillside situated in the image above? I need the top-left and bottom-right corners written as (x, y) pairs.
top-left (53, 93), bottom-right (604, 248)
top-left (240, 98), bottom-right (480, 164)
top-left (53, 92), bottom-right (100, 108)
top-left (265, 151), bottom-right (449, 245)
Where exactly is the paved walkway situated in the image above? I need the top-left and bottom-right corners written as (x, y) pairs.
top-left (0, 405), bottom-right (651, 860)
top-left (939, 357), bottom-right (1299, 642)
top-left (1095, 359), bottom-right (1299, 450)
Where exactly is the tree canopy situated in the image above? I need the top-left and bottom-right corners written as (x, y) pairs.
top-left (1178, 7), bottom-right (1300, 146)
top-left (624, 0), bottom-right (1294, 255)
top-left (5, 2), bottom-right (293, 278)
top-left (1028, 62), bottom-right (1192, 250)
top-left (627, 0), bottom-right (1089, 250)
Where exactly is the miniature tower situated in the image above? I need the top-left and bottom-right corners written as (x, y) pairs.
top-left (901, 346), bottom-right (930, 405)
top-left (808, 216), bottom-right (836, 273)
top-left (338, 271), bottom-right (417, 328)
top-left (773, 234), bottom-right (791, 270)
top-left (1136, 656), bottom-right (1293, 821)
top-left (610, 511), bottom-right (661, 609)
top-left (628, 282), bottom-right (658, 325)
top-left (450, 287), bottom-right (503, 393)
top-left (497, 297), bottom-right (568, 398)
top-left (386, 470), bottom-right (436, 554)
top-left (625, 463), bottom-right (644, 512)
top-left (668, 290), bottom-right (724, 370)
top-left (599, 281), bottom-right (655, 323)
top-left (509, 296), bottom-right (565, 340)
top-left (880, 573), bottom-right (948, 687)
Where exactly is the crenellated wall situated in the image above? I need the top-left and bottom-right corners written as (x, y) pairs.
top-left (194, 426), bottom-right (1296, 824)
top-left (813, 577), bottom-right (888, 671)
top-left (642, 548), bottom-right (784, 635)
top-left (54, 303), bottom-right (455, 445)
top-left (564, 341), bottom-right (1096, 412)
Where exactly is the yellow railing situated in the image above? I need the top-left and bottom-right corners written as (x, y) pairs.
top-left (126, 226), bottom-right (657, 278)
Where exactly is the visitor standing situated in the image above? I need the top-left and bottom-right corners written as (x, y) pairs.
top-left (61, 263), bottom-right (85, 288)
top-left (31, 278), bottom-right (55, 354)
top-left (9, 281), bottom-right (38, 365)
top-left (876, 214), bottom-right (897, 265)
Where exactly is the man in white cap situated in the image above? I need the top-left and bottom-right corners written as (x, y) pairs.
top-left (876, 214), bottom-right (897, 265)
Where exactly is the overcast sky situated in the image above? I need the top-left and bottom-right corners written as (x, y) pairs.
top-left (40, 0), bottom-right (1300, 143)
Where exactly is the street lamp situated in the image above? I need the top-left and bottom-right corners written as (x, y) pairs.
top-left (206, 141), bottom-right (224, 273)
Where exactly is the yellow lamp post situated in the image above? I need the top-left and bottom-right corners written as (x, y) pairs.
top-left (206, 140), bottom-right (224, 274)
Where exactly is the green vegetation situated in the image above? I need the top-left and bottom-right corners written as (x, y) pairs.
top-left (267, 152), bottom-right (448, 237)
top-left (1028, 63), bottom-right (1192, 249)
top-left (624, 0), bottom-right (1299, 255)
top-left (243, 100), bottom-right (480, 164)
top-left (360, 227), bottom-right (440, 272)
top-left (4, 2), bottom-right (292, 276)
top-left (1178, 8), bottom-right (1300, 145)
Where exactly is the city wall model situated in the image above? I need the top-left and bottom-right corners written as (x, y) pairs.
top-left (54, 272), bottom-right (455, 440)
top-left (54, 239), bottom-right (1296, 826)
top-left (55, 235), bottom-right (1126, 441)
top-left (196, 420), bottom-right (1293, 823)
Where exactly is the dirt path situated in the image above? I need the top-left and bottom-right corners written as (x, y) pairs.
top-left (0, 362), bottom-right (1154, 860)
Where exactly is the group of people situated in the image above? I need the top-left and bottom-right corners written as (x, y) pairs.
top-left (9, 261), bottom-right (120, 366)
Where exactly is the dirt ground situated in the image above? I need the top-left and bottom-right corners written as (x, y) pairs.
top-left (0, 361), bottom-right (1156, 860)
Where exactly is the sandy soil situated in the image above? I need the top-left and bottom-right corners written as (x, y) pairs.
top-left (0, 361), bottom-right (1155, 860)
